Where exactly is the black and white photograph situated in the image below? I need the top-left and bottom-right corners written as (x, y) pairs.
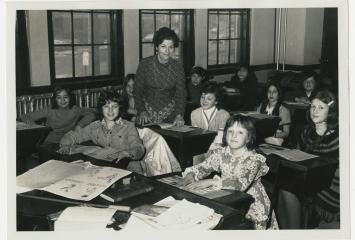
top-left (3, 0), bottom-right (351, 239)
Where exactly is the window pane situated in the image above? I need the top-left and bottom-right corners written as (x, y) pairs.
top-left (219, 14), bottom-right (229, 39)
top-left (208, 14), bottom-right (218, 39)
top-left (141, 14), bottom-right (154, 42)
top-left (74, 46), bottom-right (92, 77)
top-left (208, 40), bottom-right (217, 65)
top-left (218, 40), bottom-right (229, 64)
top-left (73, 12), bottom-right (91, 44)
top-left (93, 13), bottom-right (110, 44)
top-left (171, 14), bottom-right (185, 40)
top-left (142, 43), bottom-right (154, 58)
top-left (52, 12), bottom-right (72, 44)
top-left (156, 14), bottom-right (169, 30)
top-left (54, 46), bottom-right (73, 78)
top-left (230, 40), bottom-right (241, 64)
top-left (94, 45), bottom-right (110, 75)
top-left (230, 14), bottom-right (241, 38)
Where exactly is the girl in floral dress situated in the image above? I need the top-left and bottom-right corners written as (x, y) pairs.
top-left (181, 114), bottom-right (278, 229)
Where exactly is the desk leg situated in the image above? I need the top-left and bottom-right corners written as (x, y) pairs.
top-left (301, 196), bottom-right (315, 229)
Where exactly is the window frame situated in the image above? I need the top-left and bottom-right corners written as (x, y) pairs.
top-left (47, 10), bottom-right (124, 86)
top-left (207, 9), bottom-right (250, 75)
top-left (139, 9), bottom-right (195, 75)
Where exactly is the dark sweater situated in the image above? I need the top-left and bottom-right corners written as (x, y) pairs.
top-left (134, 55), bottom-right (186, 122)
top-left (226, 73), bottom-right (258, 111)
top-left (20, 106), bottom-right (96, 144)
top-left (299, 125), bottom-right (339, 221)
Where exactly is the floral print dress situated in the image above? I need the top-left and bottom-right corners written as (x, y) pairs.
top-left (183, 147), bottom-right (278, 229)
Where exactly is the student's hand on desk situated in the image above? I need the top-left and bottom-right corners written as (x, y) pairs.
top-left (185, 178), bottom-right (222, 191)
top-left (107, 151), bottom-right (132, 163)
top-left (57, 145), bottom-right (72, 154)
top-left (173, 114), bottom-right (185, 127)
top-left (136, 111), bottom-right (151, 126)
top-left (180, 172), bottom-right (196, 186)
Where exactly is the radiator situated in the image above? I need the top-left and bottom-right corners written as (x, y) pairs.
top-left (16, 86), bottom-right (122, 118)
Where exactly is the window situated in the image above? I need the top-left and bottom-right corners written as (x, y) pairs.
top-left (207, 9), bottom-right (250, 72)
top-left (139, 9), bottom-right (195, 74)
top-left (48, 10), bottom-right (124, 84)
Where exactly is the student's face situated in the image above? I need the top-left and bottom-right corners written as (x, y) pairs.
top-left (55, 90), bottom-right (70, 109)
top-left (200, 93), bottom-right (217, 110)
top-left (102, 101), bottom-right (120, 121)
top-left (237, 67), bottom-right (249, 82)
top-left (226, 122), bottom-right (249, 150)
top-left (156, 39), bottom-right (175, 64)
top-left (126, 79), bottom-right (134, 97)
top-left (191, 73), bottom-right (202, 86)
top-left (303, 77), bottom-right (316, 92)
top-left (267, 85), bottom-right (279, 104)
top-left (310, 98), bottom-right (329, 124)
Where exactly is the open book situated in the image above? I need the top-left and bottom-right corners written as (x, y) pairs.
top-left (258, 144), bottom-right (318, 162)
top-left (16, 160), bottom-right (131, 201)
top-left (158, 176), bottom-right (231, 199)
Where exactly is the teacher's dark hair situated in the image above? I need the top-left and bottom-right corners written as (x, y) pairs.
top-left (153, 27), bottom-right (179, 48)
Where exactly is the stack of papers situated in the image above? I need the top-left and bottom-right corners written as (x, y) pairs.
top-left (258, 144), bottom-right (318, 162)
top-left (124, 197), bottom-right (222, 230)
top-left (55, 206), bottom-right (117, 231)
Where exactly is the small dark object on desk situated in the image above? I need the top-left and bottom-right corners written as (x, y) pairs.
top-left (100, 181), bottom-right (154, 203)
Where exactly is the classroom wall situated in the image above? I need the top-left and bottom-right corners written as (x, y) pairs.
top-left (27, 11), bottom-right (51, 87)
top-left (25, 8), bottom-right (324, 87)
top-left (276, 8), bottom-right (324, 66)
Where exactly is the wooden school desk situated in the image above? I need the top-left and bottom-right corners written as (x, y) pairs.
top-left (16, 122), bottom-right (51, 175)
top-left (17, 172), bottom-right (254, 230)
top-left (150, 127), bottom-right (217, 169)
top-left (263, 151), bottom-right (338, 229)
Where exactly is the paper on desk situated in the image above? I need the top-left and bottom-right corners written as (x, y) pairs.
top-left (16, 121), bottom-right (46, 130)
top-left (55, 206), bottom-right (116, 231)
top-left (16, 160), bottom-right (131, 201)
top-left (125, 197), bottom-right (221, 230)
top-left (258, 144), bottom-right (318, 161)
top-left (155, 199), bottom-right (214, 228)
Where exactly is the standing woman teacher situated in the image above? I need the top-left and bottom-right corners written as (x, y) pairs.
top-left (134, 27), bottom-right (186, 126)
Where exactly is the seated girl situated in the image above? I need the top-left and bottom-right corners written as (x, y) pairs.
top-left (58, 90), bottom-right (145, 173)
top-left (20, 86), bottom-right (96, 162)
top-left (191, 82), bottom-right (230, 131)
top-left (120, 79), bottom-right (182, 176)
top-left (121, 73), bottom-right (137, 121)
top-left (299, 90), bottom-right (339, 228)
top-left (257, 82), bottom-right (291, 146)
top-left (181, 114), bottom-right (278, 229)
top-left (224, 64), bottom-right (258, 111)
top-left (294, 71), bottom-right (318, 104)
top-left (187, 66), bottom-right (207, 106)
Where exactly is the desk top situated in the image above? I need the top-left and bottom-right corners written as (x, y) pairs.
top-left (17, 173), bottom-right (253, 230)
top-left (151, 126), bottom-right (217, 139)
